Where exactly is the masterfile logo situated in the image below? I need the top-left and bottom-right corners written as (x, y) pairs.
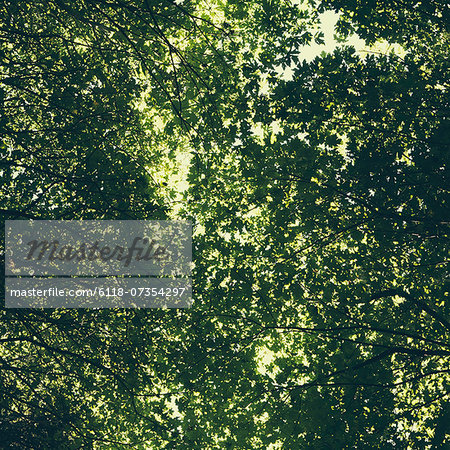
top-left (25, 237), bottom-right (169, 266)
top-left (6, 220), bottom-right (191, 276)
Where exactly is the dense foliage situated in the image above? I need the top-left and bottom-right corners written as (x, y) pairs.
top-left (0, 0), bottom-right (448, 448)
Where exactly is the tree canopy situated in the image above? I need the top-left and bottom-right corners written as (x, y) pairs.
top-left (0, 0), bottom-right (448, 448)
